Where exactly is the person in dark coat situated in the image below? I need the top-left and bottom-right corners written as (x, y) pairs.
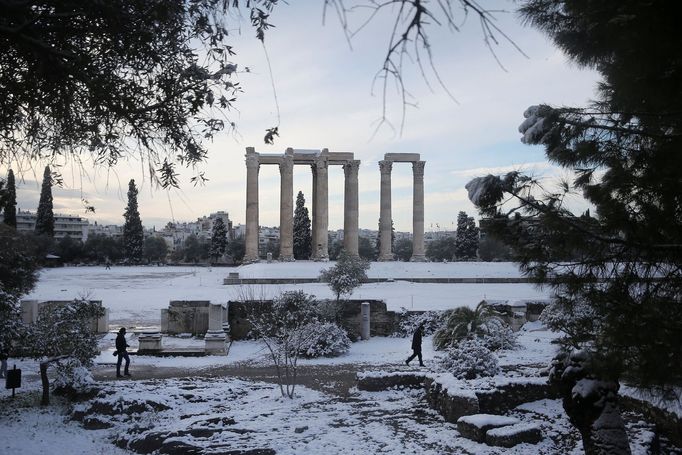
top-left (115, 327), bottom-right (131, 378)
top-left (405, 324), bottom-right (425, 367)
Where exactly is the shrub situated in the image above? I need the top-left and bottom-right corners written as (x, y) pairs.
top-left (319, 250), bottom-right (370, 302)
top-left (479, 317), bottom-right (518, 351)
top-left (297, 322), bottom-right (351, 358)
top-left (438, 338), bottom-right (500, 379)
top-left (433, 301), bottom-right (516, 351)
top-left (52, 358), bottom-right (95, 395)
top-left (393, 310), bottom-right (443, 338)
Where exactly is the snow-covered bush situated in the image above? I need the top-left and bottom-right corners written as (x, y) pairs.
top-left (433, 301), bottom-right (516, 351)
top-left (319, 250), bottom-right (370, 301)
top-left (540, 297), bottom-right (599, 344)
top-left (52, 357), bottom-right (95, 394)
top-left (438, 338), bottom-right (500, 379)
top-left (479, 317), bottom-right (518, 351)
top-left (297, 322), bottom-right (351, 358)
top-left (392, 310), bottom-right (443, 338)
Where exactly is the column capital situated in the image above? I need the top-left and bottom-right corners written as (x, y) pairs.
top-left (379, 160), bottom-right (393, 174)
top-left (279, 155), bottom-right (294, 174)
top-left (314, 157), bottom-right (328, 171)
top-left (343, 160), bottom-right (360, 177)
top-left (413, 161), bottom-right (425, 180)
top-left (245, 153), bottom-right (260, 170)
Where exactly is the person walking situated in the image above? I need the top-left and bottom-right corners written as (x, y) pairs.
top-left (405, 324), bottom-right (425, 367)
top-left (115, 327), bottom-right (131, 378)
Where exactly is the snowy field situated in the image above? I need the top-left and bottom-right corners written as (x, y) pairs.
top-left (25, 263), bottom-right (551, 327)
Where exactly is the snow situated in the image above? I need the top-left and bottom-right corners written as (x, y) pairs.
top-left (457, 414), bottom-right (520, 428)
top-left (25, 265), bottom-right (551, 327)
top-left (238, 260), bottom-right (525, 278)
top-left (486, 422), bottom-right (541, 437)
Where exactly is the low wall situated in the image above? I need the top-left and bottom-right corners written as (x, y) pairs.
top-left (161, 301), bottom-right (211, 335)
top-left (21, 300), bottom-right (109, 333)
top-left (224, 277), bottom-right (540, 285)
top-left (227, 299), bottom-right (399, 340)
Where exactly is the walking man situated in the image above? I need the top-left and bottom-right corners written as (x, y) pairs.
top-left (115, 327), bottom-right (131, 378)
top-left (405, 324), bottom-right (425, 367)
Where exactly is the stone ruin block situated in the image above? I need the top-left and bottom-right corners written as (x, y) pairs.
top-left (21, 299), bottom-right (109, 333)
top-left (138, 332), bottom-right (162, 353)
top-left (165, 300), bottom-right (211, 335)
top-left (456, 414), bottom-right (519, 443)
top-left (485, 422), bottom-right (542, 447)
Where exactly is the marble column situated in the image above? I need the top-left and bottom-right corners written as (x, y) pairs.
top-left (411, 161), bottom-right (426, 261)
top-left (310, 164), bottom-right (317, 259)
top-left (378, 160), bottom-right (393, 261)
top-left (244, 148), bottom-right (260, 263)
top-left (343, 160), bottom-right (360, 256)
top-left (279, 154), bottom-right (294, 261)
top-left (314, 156), bottom-right (329, 260)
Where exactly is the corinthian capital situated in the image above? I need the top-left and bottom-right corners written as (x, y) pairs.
top-left (279, 155), bottom-right (294, 174)
top-left (413, 161), bottom-right (425, 179)
top-left (245, 153), bottom-right (260, 170)
top-left (379, 160), bottom-right (393, 174)
top-left (344, 160), bottom-right (360, 178)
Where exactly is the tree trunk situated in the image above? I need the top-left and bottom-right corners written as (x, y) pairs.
top-left (550, 351), bottom-right (631, 454)
top-left (40, 355), bottom-right (69, 406)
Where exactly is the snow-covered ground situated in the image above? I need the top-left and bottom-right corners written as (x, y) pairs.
top-left (25, 264), bottom-right (551, 326)
top-left (1, 322), bottom-right (663, 454)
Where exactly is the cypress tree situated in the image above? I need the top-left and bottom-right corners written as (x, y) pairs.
top-left (35, 165), bottom-right (54, 237)
top-left (3, 169), bottom-right (16, 227)
top-left (455, 211), bottom-right (479, 260)
top-left (209, 218), bottom-right (228, 261)
top-left (293, 191), bottom-right (312, 260)
top-left (122, 179), bottom-right (144, 263)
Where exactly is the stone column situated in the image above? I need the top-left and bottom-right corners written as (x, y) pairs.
top-left (310, 164), bottom-right (317, 259)
top-left (279, 153), bottom-right (294, 261)
top-left (361, 302), bottom-right (370, 340)
top-left (244, 148), bottom-right (260, 263)
top-left (411, 161), bottom-right (426, 261)
top-left (343, 160), bottom-right (360, 256)
top-left (314, 155), bottom-right (329, 260)
top-left (378, 160), bottom-right (394, 261)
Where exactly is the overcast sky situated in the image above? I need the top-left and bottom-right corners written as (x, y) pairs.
top-left (4, 1), bottom-right (599, 232)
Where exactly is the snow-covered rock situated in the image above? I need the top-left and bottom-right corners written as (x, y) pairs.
top-left (485, 422), bottom-right (542, 447)
top-left (456, 414), bottom-right (519, 442)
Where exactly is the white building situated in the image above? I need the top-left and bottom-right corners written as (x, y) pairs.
top-left (4, 209), bottom-right (90, 241)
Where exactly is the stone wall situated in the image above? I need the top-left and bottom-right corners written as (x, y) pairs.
top-left (227, 299), bottom-right (399, 341)
top-left (21, 299), bottom-right (109, 333)
top-left (357, 373), bottom-right (557, 424)
top-left (161, 301), bottom-right (211, 335)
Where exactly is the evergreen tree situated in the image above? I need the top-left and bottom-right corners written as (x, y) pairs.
top-left (293, 191), bottom-right (312, 260)
top-left (35, 165), bottom-right (54, 237)
top-left (122, 179), bottom-right (143, 263)
top-left (358, 236), bottom-right (377, 261)
top-left (454, 211), bottom-right (479, 260)
top-left (467, 2), bottom-right (682, 451)
top-left (209, 218), bottom-right (228, 261)
top-left (393, 238), bottom-right (413, 262)
top-left (3, 169), bottom-right (16, 227)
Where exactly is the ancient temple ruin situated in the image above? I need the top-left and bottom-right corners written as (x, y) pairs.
top-left (243, 147), bottom-right (425, 262)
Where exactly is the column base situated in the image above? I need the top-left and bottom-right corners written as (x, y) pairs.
top-left (242, 255), bottom-right (260, 264)
top-left (410, 254), bottom-right (427, 262)
top-left (279, 254), bottom-right (295, 262)
top-left (378, 254), bottom-right (394, 262)
top-left (205, 330), bottom-right (227, 354)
